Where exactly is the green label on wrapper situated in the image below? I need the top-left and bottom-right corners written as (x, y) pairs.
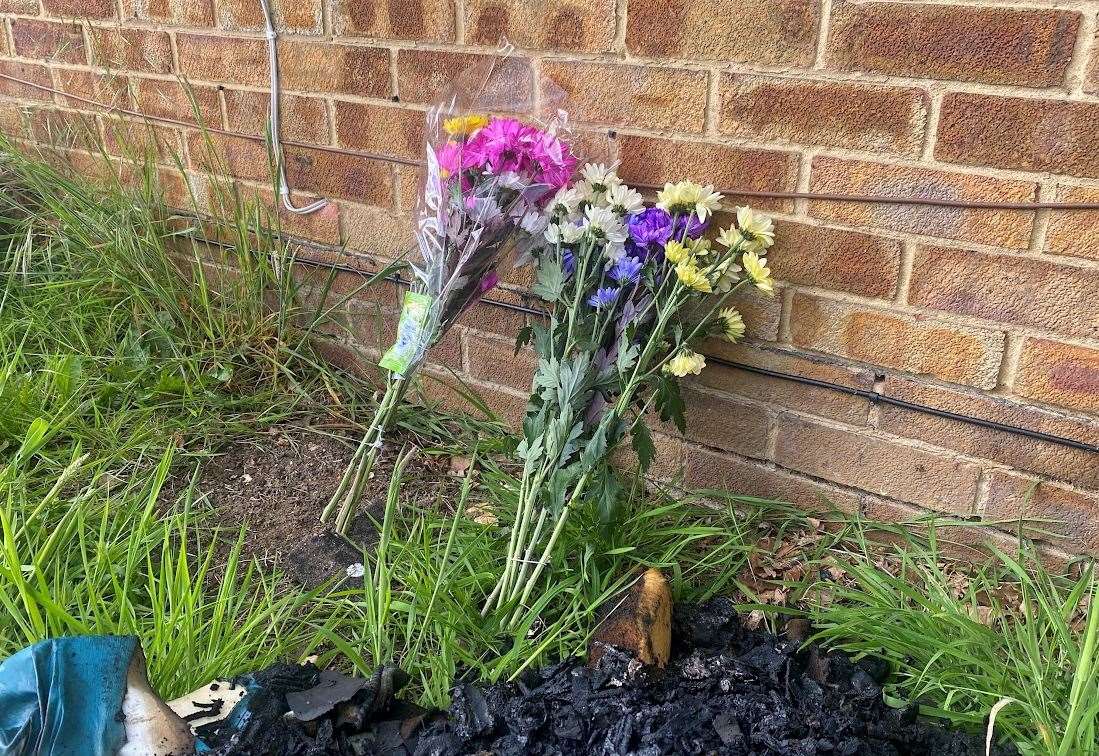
top-left (379, 291), bottom-right (432, 376)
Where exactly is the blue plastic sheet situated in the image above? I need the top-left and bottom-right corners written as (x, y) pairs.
top-left (0, 636), bottom-right (137, 756)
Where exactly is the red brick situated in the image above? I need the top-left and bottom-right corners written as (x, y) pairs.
top-left (280, 41), bottom-right (391, 97)
top-left (133, 0), bottom-right (215, 27)
top-left (27, 107), bottom-right (100, 151)
top-left (102, 120), bottom-right (186, 164)
top-left (0, 103), bottom-right (26, 138)
top-left (396, 49), bottom-right (530, 108)
top-left (680, 386), bottom-right (771, 458)
top-left (879, 375), bottom-right (1098, 490)
top-left (807, 156), bottom-right (1037, 249)
top-left (826, 1), bottom-right (1080, 88)
top-left (774, 416), bottom-right (982, 514)
top-left (466, 0), bottom-right (612, 52)
top-left (540, 61), bottom-right (707, 132)
top-left (769, 221), bottom-right (900, 298)
top-left (721, 286), bottom-right (783, 342)
top-left (461, 288), bottom-right (529, 338)
top-left (132, 78), bottom-right (220, 127)
top-left (616, 135), bottom-right (797, 212)
top-left (334, 101), bottom-right (423, 161)
top-left (204, 178), bottom-right (343, 245)
top-left (465, 332), bottom-right (536, 391)
top-left (1015, 338), bottom-right (1099, 417)
top-left (720, 75), bottom-right (926, 156)
top-left (219, 0), bottom-right (322, 33)
top-left (224, 89), bottom-right (331, 144)
top-left (1088, 32), bottom-right (1099, 95)
top-left (626, 0), bottom-right (818, 66)
top-left (985, 470), bottom-right (1099, 556)
top-left (176, 34), bottom-right (269, 86)
top-left (335, 0), bottom-right (455, 41)
top-left (53, 69), bottom-right (131, 109)
top-left (683, 444), bottom-right (861, 514)
top-left (1046, 186), bottom-right (1099, 262)
top-left (697, 342), bottom-right (875, 426)
top-left (790, 293), bottom-right (1005, 389)
top-left (43, 0), bottom-right (115, 18)
top-left (187, 131), bottom-right (271, 181)
top-left (283, 145), bottom-right (393, 207)
top-left (0, 0), bottom-right (39, 13)
top-left (89, 28), bottom-right (173, 74)
top-left (11, 20), bottom-right (86, 65)
top-left (0, 61), bottom-right (53, 102)
top-left (936, 93), bottom-right (1099, 179)
top-left (909, 246), bottom-right (1098, 341)
top-left (611, 431), bottom-right (686, 482)
top-left (339, 204), bottom-right (411, 260)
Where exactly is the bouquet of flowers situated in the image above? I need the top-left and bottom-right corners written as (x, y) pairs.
top-left (483, 163), bottom-right (777, 621)
top-left (322, 59), bottom-right (577, 534)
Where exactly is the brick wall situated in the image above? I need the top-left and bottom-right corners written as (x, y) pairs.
top-left (0, 0), bottom-right (1097, 557)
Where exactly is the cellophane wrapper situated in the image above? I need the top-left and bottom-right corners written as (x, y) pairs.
top-left (379, 53), bottom-right (577, 377)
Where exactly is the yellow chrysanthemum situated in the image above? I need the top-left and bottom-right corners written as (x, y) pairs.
top-left (735, 206), bottom-right (775, 252)
top-left (656, 181), bottom-right (723, 221)
top-left (664, 241), bottom-right (691, 264)
top-left (675, 262), bottom-right (713, 293)
top-left (663, 350), bottom-right (706, 377)
top-left (742, 250), bottom-right (774, 296)
top-left (718, 307), bottom-right (745, 343)
top-left (443, 114), bottom-right (489, 136)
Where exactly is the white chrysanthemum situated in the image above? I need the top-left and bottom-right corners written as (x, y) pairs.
top-left (718, 308), bottom-right (745, 343)
top-left (605, 184), bottom-right (645, 216)
top-left (581, 163), bottom-right (622, 192)
top-left (548, 186), bottom-right (583, 219)
top-left (735, 206), bottom-right (775, 252)
top-left (561, 222), bottom-right (585, 244)
top-left (712, 257), bottom-right (742, 293)
top-left (520, 210), bottom-right (548, 235)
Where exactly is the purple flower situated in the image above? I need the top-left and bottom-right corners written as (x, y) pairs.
top-left (562, 250), bottom-right (576, 276)
top-left (674, 213), bottom-right (709, 239)
top-left (628, 208), bottom-right (673, 249)
top-left (479, 270), bottom-right (499, 294)
top-left (609, 257), bottom-right (643, 285)
top-left (587, 286), bottom-right (620, 309)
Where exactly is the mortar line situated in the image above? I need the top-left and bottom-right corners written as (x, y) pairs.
top-left (812, 0), bottom-right (833, 70)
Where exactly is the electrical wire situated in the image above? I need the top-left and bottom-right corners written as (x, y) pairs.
top-left (2, 71), bottom-right (1099, 212)
top-left (283, 252), bottom-right (1098, 455)
top-left (257, 0), bottom-right (327, 215)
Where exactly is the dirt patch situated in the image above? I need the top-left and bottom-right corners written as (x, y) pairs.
top-left (180, 422), bottom-right (460, 588)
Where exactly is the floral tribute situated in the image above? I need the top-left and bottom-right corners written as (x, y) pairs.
top-left (483, 164), bottom-right (776, 621)
top-left (323, 99), bottom-right (576, 534)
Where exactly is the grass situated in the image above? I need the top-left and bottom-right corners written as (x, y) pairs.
top-left (802, 524), bottom-right (1098, 755)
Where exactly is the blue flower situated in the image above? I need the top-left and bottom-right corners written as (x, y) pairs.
top-left (587, 286), bottom-right (620, 309)
top-left (562, 251), bottom-right (575, 276)
top-left (609, 257), bottom-right (643, 285)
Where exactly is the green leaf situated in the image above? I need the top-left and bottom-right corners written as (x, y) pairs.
top-left (655, 375), bottom-right (687, 434)
top-left (531, 261), bottom-right (564, 302)
top-left (631, 421), bottom-right (655, 473)
top-left (514, 325), bottom-right (533, 355)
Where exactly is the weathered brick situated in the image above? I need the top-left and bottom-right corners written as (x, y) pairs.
top-left (54, 69), bottom-right (130, 108)
top-left (769, 221), bottom-right (900, 298)
top-left (133, 0), bottom-right (215, 27)
top-left (43, 0), bottom-right (115, 18)
top-left (466, 0), bottom-right (612, 51)
top-left (27, 107), bottom-right (100, 151)
top-left (1088, 32), bottom-right (1099, 95)
top-left (1015, 338), bottom-right (1099, 417)
top-left (774, 416), bottom-right (982, 514)
top-left (720, 75), bottom-right (927, 156)
top-left (1046, 186), bottom-right (1099, 262)
top-left (0, 103), bottom-right (26, 138)
top-left (937, 93), bottom-right (1099, 179)
top-left (720, 285), bottom-right (783, 342)
top-left (462, 288), bottom-right (529, 338)
top-left (909, 246), bottom-right (1098, 341)
top-left (396, 50), bottom-right (530, 108)
top-left (616, 135), bottom-right (797, 212)
top-left (280, 41), bottom-right (391, 97)
top-left (334, 101), bottom-right (423, 161)
top-left (684, 443), bottom-right (861, 514)
top-left (89, 28), bottom-right (173, 74)
top-left (985, 470), bottom-right (1099, 555)
top-left (12, 20), bottom-right (86, 65)
top-left (188, 131), bottom-right (272, 181)
top-left (681, 386), bottom-right (771, 459)
top-left (177, 34), bottom-right (269, 86)
top-left (224, 89), bottom-right (331, 144)
top-left (339, 204), bottom-right (411, 260)
top-left (611, 431), bottom-right (686, 482)
top-left (807, 157), bottom-right (1037, 249)
top-left (879, 375), bottom-right (1098, 490)
top-left (334, 0), bottom-right (455, 41)
top-left (102, 120), bottom-right (186, 164)
top-left (219, 0), bottom-right (322, 34)
top-left (697, 342), bottom-right (875, 426)
top-left (420, 374), bottom-right (527, 428)
top-left (132, 78), bottom-right (220, 127)
top-left (0, 0), bottom-right (40, 13)
top-left (282, 145), bottom-right (394, 207)
top-left (539, 61), bottom-right (708, 132)
top-left (626, 0), bottom-right (818, 66)
top-left (0, 61), bottom-right (54, 102)
top-left (206, 179), bottom-right (343, 245)
top-left (465, 332), bottom-right (536, 391)
top-left (790, 293), bottom-right (1005, 389)
top-left (826, 0), bottom-right (1080, 88)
